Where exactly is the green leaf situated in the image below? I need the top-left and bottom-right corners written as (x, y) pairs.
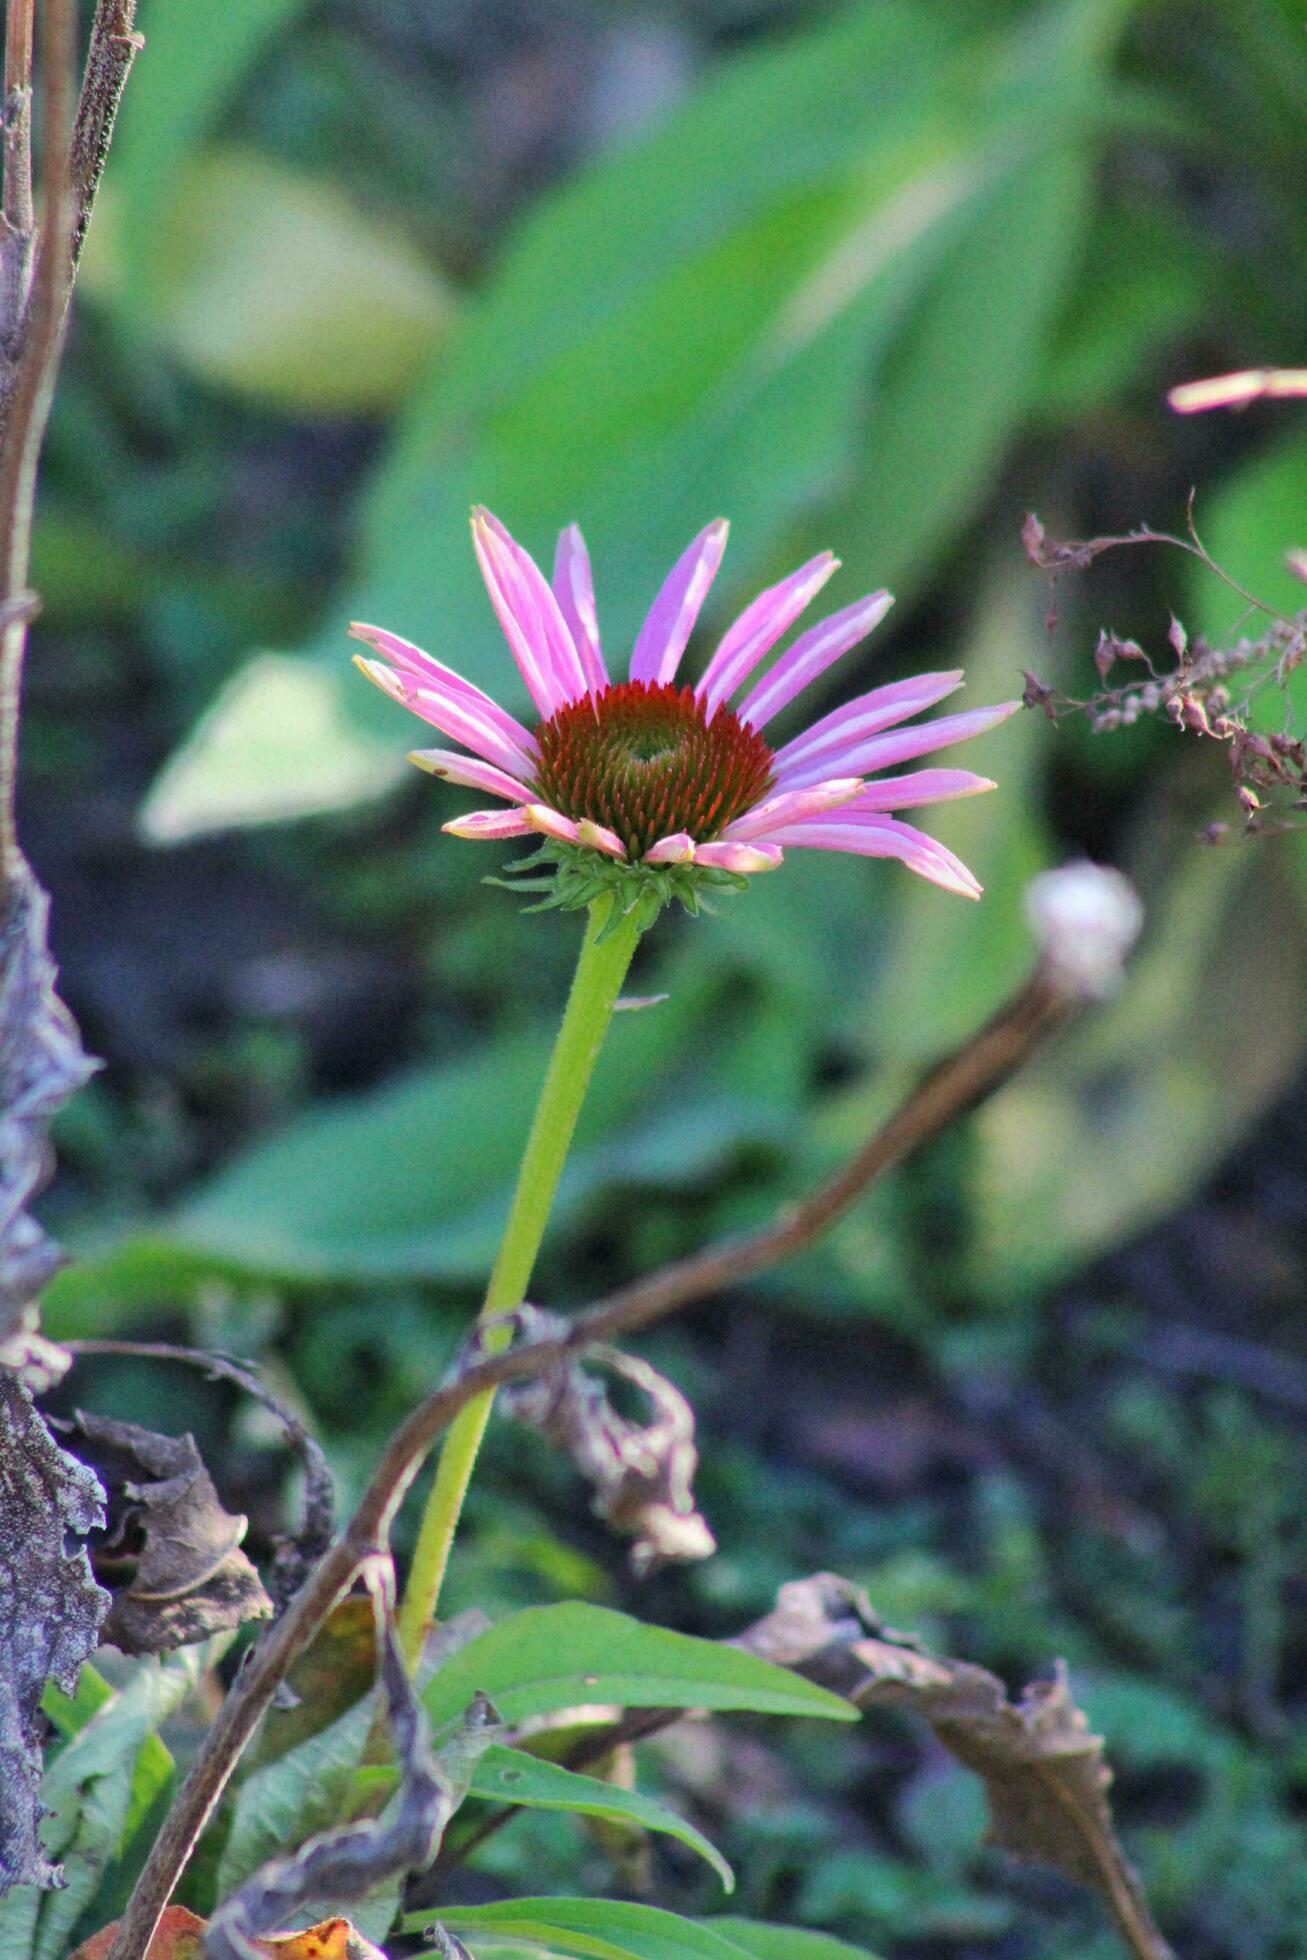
top-left (710, 1923), bottom-right (885, 1960)
top-left (464, 1745), bottom-right (733, 1893)
top-left (217, 1689), bottom-right (377, 1898)
top-left (147, 0), bottom-right (1119, 832)
top-left (971, 834), bottom-right (1307, 1301)
top-left (1191, 428), bottom-right (1307, 733)
top-left (139, 652), bottom-right (408, 841)
top-left (103, 0), bottom-right (315, 317)
top-left (413, 1898), bottom-right (760, 1960)
top-left (88, 150), bottom-right (454, 417)
top-left (0, 1651), bottom-right (204, 1960)
top-left (44, 957), bottom-right (799, 1318)
top-left (423, 1604), bottom-right (856, 1739)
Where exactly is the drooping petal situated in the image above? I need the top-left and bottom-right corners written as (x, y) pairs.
top-left (629, 519), bottom-right (729, 686)
top-left (553, 524), bottom-right (608, 698)
top-left (576, 818), bottom-right (627, 858)
top-left (478, 508), bottom-right (590, 706)
top-left (407, 749), bottom-right (534, 803)
top-left (471, 509), bottom-right (569, 718)
top-left (523, 802), bottom-right (583, 846)
top-left (353, 655), bottom-right (538, 778)
top-left (831, 768), bottom-right (997, 812)
top-left (761, 815), bottom-right (982, 898)
top-left (778, 701), bottom-right (1020, 792)
top-left (773, 671), bottom-right (964, 776)
top-left (721, 778), bottom-right (863, 842)
top-left (695, 553), bottom-right (838, 719)
top-left (443, 807), bottom-right (534, 840)
top-left (644, 832), bottom-right (696, 865)
top-left (693, 840), bottom-right (784, 874)
top-left (736, 590), bottom-right (893, 731)
top-left (350, 623), bottom-right (538, 761)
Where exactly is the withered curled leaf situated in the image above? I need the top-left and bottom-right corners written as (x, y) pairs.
top-left (0, 1375), bottom-right (108, 1894)
top-left (0, 870), bottom-right (99, 1390)
top-left (206, 1570), bottom-right (499, 1960)
top-left (69, 1903), bottom-right (208, 1959)
top-left (60, 1410), bottom-right (271, 1654)
top-left (742, 1574), bottom-right (1175, 1960)
top-left (500, 1316), bottom-right (714, 1573)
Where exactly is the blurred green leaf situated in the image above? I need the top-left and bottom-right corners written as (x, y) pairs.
top-left (146, 0), bottom-right (1122, 833)
top-left (971, 832), bottom-right (1307, 1300)
top-left (1192, 425), bottom-right (1307, 732)
top-left (422, 1604), bottom-right (857, 1738)
top-left (104, 0), bottom-right (316, 316)
top-left (44, 953), bottom-right (801, 1317)
top-left (140, 652), bottom-right (408, 841)
top-left (87, 150), bottom-right (454, 415)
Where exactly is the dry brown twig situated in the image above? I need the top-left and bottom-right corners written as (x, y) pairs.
top-left (105, 863), bottom-right (1145, 1960)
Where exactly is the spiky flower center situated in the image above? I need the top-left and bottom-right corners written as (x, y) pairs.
top-left (533, 681), bottom-right (775, 858)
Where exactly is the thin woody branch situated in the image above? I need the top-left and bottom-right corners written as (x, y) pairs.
top-left (107, 867), bottom-right (1141, 1960)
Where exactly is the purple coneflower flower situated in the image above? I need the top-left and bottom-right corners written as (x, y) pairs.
top-left (351, 509), bottom-right (1017, 900)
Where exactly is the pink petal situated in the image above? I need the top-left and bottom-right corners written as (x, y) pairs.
top-left (443, 807), bottom-right (534, 841)
top-left (778, 700), bottom-right (1019, 792)
top-left (629, 520), bottom-right (729, 687)
top-left (552, 524), bottom-right (608, 698)
top-left (523, 803), bottom-right (583, 846)
top-left (695, 553), bottom-right (838, 718)
top-left (407, 749), bottom-right (534, 803)
top-left (350, 624), bottom-right (538, 763)
top-left (693, 840), bottom-right (784, 874)
top-left (472, 510), bottom-right (569, 719)
top-left (576, 819), bottom-right (627, 859)
top-left (721, 778), bottom-right (863, 842)
top-left (737, 590), bottom-right (893, 730)
top-left (478, 508), bottom-right (590, 707)
top-left (353, 655), bottom-right (538, 779)
top-left (773, 671), bottom-right (965, 775)
top-left (644, 832), bottom-right (696, 864)
top-left (831, 769), bottom-right (997, 812)
top-left (761, 816), bottom-right (982, 898)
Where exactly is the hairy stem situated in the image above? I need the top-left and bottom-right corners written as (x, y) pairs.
top-left (397, 898), bottom-right (645, 1662)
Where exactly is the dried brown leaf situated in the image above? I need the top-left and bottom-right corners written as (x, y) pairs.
top-left (0, 1375), bottom-right (108, 1893)
top-left (742, 1575), bottom-right (1174, 1960)
top-left (0, 869), bottom-right (99, 1389)
top-left (70, 1903), bottom-right (209, 1960)
top-left (60, 1410), bottom-right (272, 1654)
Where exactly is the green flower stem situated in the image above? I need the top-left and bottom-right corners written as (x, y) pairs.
top-left (396, 897), bottom-right (645, 1665)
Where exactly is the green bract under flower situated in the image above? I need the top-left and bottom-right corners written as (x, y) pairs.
top-left (532, 681), bottom-right (775, 859)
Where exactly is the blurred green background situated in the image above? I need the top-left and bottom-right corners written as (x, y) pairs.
top-left (28, 0), bottom-right (1307, 1953)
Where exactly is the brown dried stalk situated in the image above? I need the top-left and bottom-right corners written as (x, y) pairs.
top-left (106, 880), bottom-right (1137, 1960)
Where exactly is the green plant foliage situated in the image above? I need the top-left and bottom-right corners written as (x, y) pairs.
top-left (709, 1923), bottom-right (884, 1960)
top-left (421, 1604), bottom-right (857, 1737)
top-left (43, 942), bottom-right (807, 1322)
top-left (411, 1897), bottom-right (842, 1959)
top-left (103, 0), bottom-right (318, 320)
top-left (0, 1651), bottom-right (206, 1960)
top-left (464, 1747), bottom-right (734, 1893)
top-left (87, 150), bottom-right (455, 416)
top-left (143, 0), bottom-right (1124, 837)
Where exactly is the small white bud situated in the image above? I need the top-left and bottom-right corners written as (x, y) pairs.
top-left (1025, 861), bottom-right (1144, 1000)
